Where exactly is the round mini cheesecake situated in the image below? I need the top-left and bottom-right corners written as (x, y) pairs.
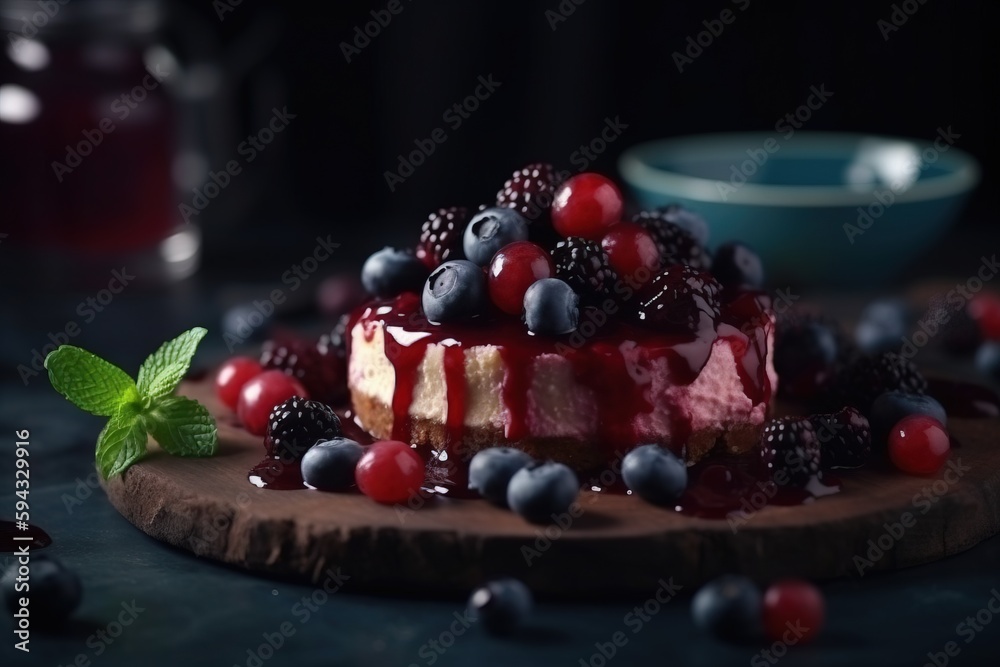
top-left (348, 292), bottom-right (776, 473)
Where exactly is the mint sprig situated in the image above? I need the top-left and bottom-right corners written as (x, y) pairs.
top-left (45, 327), bottom-right (218, 479)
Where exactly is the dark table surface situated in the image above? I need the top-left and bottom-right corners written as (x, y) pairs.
top-left (3, 233), bottom-right (1000, 667)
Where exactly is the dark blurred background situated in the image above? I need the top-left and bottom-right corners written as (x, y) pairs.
top-left (1, 0), bottom-right (996, 279)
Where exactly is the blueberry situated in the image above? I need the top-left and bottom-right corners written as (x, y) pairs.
top-left (659, 204), bottom-right (710, 246)
top-left (621, 444), bottom-right (687, 506)
top-left (523, 278), bottom-right (579, 335)
top-left (712, 242), bottom-right (764, 288)
top-left (361, 247), bottom-right (429, 298)
top-left (854, 299), bottom-right (912, 355)
top-left (422, 260), bottom-right (487, 323)
top-left (468, 447), bottom-right (534, 506)
top-left (301, 437), bottom-right (364, 491)
top-left (2, 556), bottom-right (82, 625)
top-left (463, 207), bottom-right (529, 266)
top-left (871, 390), bottom-right (947, 447)
top-left (467, 578), bottom-right (533, 635)
top-left (691, 575), bottom-right (762, 643)
top-left (774, 319), bottom-right (839, 396)
top-left (975, 342), bottom-right (1000, 381)
top-left (506, 461), bottom-right (579, 524)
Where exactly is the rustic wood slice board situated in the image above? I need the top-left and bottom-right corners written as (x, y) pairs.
top-left (102, 379), bottom-right (1000, 597)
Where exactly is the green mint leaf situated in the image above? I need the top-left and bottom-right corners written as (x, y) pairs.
top-left (44, 346), bottom-right (139, 416)
top-left (96, 407), bottom-right (148, 479)
top-left (146, 395), bottom-right (218, 457)
top-left (136, 327), bottom-right (208, 400)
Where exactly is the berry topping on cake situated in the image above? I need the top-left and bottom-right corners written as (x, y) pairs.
top-left (838, 351), bottom-right (927, 414)
top-left (462, 207), bottom-right (529, 266)
top-left (523, 278), bottom-right (579, 335)
top-left (265, 396), bottom-right (342, 460)
top-left (633, 264), bottom-right (721, 335)
top-left (215, 356), bottom-right (262, 410)
top-left (691, 575), bottom-right (762, 643)
top-left (887, 415), bottom-right (950, 474)
top-left (631, 209), bottom-right (712, 270)
top-left (810, 406), bottom-right (871, 469)
top-left (416, 207), bottom-right (468, 268)
top-left (550, 237), bottom-right (619, 305)
top-left (487, 240), bottom-right (555, 315)
top-left (712, 242), bottom-right (764, 289)
top-left (759, 417), bottom-right (821, 488)
top-left (237, 370), bottom-right (308, 436)
top-left (506, 461), bottom-right (579, 524)
top-left (301, 437), bottom-right (364, 491)
top-left (355, 440), bottom-right (425, 504)
top-left (551, 172), bottom-right (623, 240)
top-left (361, 247), bottom-right (429, 298)
top-left (600, 221), bottom-right (660, 281)
top-left (422, 259), bottom-right (488, 323)
top-left (762, 580), bottom-right (824, 644)
top-left (467, 578), bottom-right (534, 636)
top-left (260, 333), bottom-right (346, 405)
top-left (621, 444), bottom-right (688, 507)
top-left (495, 163), bottom-right (560, 238)
top-left (468, 447), bottom-right (534, 507)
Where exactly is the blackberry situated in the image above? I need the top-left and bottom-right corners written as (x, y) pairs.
top-left (810, 406), bottom-right (872, 469)
top-left (838, 351), bottom-right (927, 414)
top-left (260, 333), bottom-right (347, 405)
top-left (266, 396), bottom-right (342, 460)
top-left (496, 163), bottom-right (559, 224)
top-left (632, 264), bottom-right (721, 335)
top-left (759, 417), bottom-right (821, 488)
top-left (416, 207), bottom-right (468, 268)
top-left (550, 237), bottom-right (619, 305)
top-left (631, 209), bottom-right (712, 270)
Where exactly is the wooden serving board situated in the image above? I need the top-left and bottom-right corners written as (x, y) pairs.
top-left (102, 380), bottom-right (1000, 597)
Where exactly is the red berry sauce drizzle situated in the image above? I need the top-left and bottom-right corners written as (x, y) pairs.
top-left (346, 291), bottom-right (815, 516)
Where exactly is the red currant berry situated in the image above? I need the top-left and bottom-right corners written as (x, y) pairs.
top-left (551, 173), bottom-right (623, 241)
top-left (215, 357), bottom-right (263, 410)
top-left (355, 440), bottom-right (425, 504)
top-left (487, 241), bottom-right (555, 315)
top-left (601, 221), bottom-right (660, 282)
top-left (762, 579), bottom-right (825, 644)
top-left (969, 293), bottom-right (1000, 340)
top-left (237, 370), bottom-right (308, 436)
top-left (888, 415), bottom-right (950, 474)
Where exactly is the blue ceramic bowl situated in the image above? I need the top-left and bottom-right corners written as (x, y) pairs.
top-left (618, 132), bottom-right (980, 286)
